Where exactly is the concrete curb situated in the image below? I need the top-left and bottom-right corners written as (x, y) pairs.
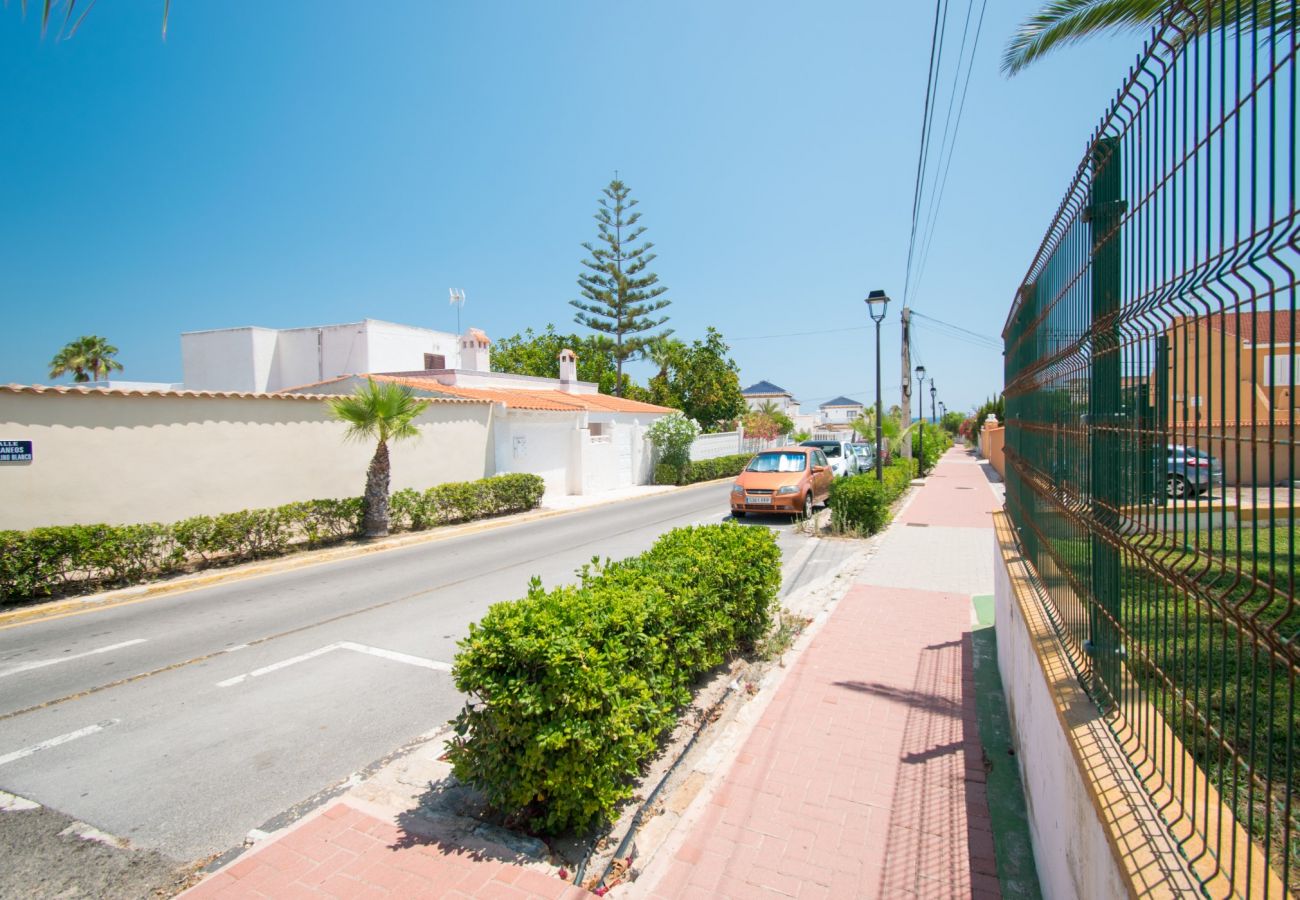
top-left (0, 479), bottom-right (732, 631)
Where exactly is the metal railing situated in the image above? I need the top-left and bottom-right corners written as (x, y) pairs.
top-left (1002, 3), bottom-right (1297, 896)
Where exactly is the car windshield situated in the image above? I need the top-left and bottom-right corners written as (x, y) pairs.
top-left (747, 452), bottom-right (807, 473)
top-left (819, 445), bottom-right (842, 457)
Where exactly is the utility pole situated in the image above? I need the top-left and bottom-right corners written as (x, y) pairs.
top-left (900, 307), bottom-right (913, 460)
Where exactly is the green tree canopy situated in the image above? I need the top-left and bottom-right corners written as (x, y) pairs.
top-left (491, 325), bottom-right (638, 396)
top-left (649, 327), bottom-right (746, 432)
top-left (570, 177), bottom-right (671, 396)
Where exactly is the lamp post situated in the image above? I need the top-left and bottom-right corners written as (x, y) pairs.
top-left (915, 365), bottom-right (926, 475)
top-left (865, 290), bottom-right (890, 481)
top-left (938, 401), bottom-right (946, 428)
top-left (930, 380), bottom-right (938, 428)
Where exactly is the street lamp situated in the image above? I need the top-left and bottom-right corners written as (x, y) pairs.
top-left (915, 365), bottom-right (926, 475)
top-left (865, 290), bottom-right (890, 481)
top-left (930, 380), bottom-right (938, 428)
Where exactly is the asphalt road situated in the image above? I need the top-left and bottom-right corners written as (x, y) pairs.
top-left (0, 484), bottom-right (857, 864)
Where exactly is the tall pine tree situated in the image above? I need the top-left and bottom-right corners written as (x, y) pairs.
top-left (570, 177), bottom-right (670, 396)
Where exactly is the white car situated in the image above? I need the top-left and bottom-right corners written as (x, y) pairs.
top-left (799, 440), bottom-right (858, 477)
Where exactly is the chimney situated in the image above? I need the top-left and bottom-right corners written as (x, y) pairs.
top-left (558, 348), bottom-right (577, 386)
top-left (460, 328), bottom-right (491, 372)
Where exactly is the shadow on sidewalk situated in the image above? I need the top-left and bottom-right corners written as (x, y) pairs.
top-left (873, 632), bottom-right (994, 897)
top-left (386, 781), bottom-right (548, 868)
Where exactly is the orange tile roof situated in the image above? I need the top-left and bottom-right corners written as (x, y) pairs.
top-left (360, 375), bottom-right (673, 414)
top-left (0, 383), bottom-right (350, 402)
top-left (278, 373), bottom-right (674, 414)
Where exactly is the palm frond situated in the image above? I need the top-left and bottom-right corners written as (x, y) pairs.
top-left (1002, 0), bottom-right (1297, 76)
top-left (328, 379), bottom-right (428, 444)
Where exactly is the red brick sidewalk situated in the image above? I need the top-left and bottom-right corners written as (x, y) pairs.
top-left (635, 448), bottom-right (1002, 899)
top-left (183, 802), bottom-right (588, 900)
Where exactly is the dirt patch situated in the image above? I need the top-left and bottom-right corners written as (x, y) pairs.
top-left (0, 801), bottom-right (206, 898)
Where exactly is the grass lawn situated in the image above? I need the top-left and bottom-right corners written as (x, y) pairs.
top-left (1122, 524), bottom-right (1297, 889)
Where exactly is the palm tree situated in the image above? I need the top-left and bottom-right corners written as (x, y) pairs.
top-left (15, 1), bottom-right (172, 39)
top-left (328, 379), bottom-right (429, 538)
top-left (1003, 0), bottom-right (1295, 75)
top-left (49, 335), bottom-right (123, 383)
top-left (640, 336), bottom-right (685, 381)
top-left (80, 336), bottom-right (124, 382)
top-left (48, 341), bottom-right (90, 383)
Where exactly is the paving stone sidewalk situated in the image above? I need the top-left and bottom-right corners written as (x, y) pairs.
top-left (634, 446), bottom-right (1006, 899)
top-left (181, 800), bottom-right (587, 900)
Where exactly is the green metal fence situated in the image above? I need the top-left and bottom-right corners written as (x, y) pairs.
top-left (1002, 3), bottom-right (1297, 896)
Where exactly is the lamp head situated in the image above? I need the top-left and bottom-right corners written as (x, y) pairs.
top-left (930, 382), bottom-right (937, 398)
top-left (916, 365), bottom-right (926, 379)
top-left (865, 290), bottom-right (890, 323)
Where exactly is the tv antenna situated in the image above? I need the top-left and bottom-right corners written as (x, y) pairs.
top-left (448, 288), bottom-right (466, 333)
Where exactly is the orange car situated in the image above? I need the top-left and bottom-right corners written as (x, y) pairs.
top-left (730, 447), bottom-right (833, 518)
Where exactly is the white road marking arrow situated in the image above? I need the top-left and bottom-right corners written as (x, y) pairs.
top-left (216, 642), bottom-right (451, 688)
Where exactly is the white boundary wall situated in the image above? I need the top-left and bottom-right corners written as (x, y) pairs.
top-left (0, 391), bottom-right (494, 530)
top-left (994, 539), bottom-right (1131, 900)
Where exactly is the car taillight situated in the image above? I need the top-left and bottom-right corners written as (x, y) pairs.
top-left (1190, 460), bottom-right (1210, 467)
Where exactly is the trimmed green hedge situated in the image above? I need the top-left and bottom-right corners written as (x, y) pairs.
top-left (0, 473), bottom-right (545, 605)
top-left (917, 427), bottom-right (953, 475)
top-left (654, 452), bottom-right (752, 486)
top-left (828, 458), bottom-right (917, 534)
top-left (448, 522), bottom-right (781, 834)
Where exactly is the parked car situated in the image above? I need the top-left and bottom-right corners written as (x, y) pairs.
top-left (1167, 445), bottom-right (1223, 498)
top-left (849, 442), bottom-right (876, 472)
top-left (800, 440), bottom-right (857, 477)
top-left (731, 447), bottom-right (834, 519)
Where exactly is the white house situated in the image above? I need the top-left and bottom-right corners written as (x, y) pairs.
top-left (181, 319), bottom-right (465, 393)
top-left (284, 338), bottom-right (674, 499)
top-left (819, 395), bottom-right (866, 426)
top-left (741, 380), bottom-right (801, 415)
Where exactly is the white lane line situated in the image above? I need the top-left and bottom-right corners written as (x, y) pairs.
top-left (217, 642), bottom-right (451, 687)
top-left (0, 639), bottom-right (147, 679)
top-left (0, 720), bottom-right (119, 767)
top-left (337, 642), bottom-right (452, 672)
top-left (216, 643), bottom-right (343, 687)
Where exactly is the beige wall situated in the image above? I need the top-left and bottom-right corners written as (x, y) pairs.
top-left (980, 424), bottom-right (1006, 480)
top-left (0, 391), bottom-right (494, 530)
top-left (1165, 319), bottom-right (1295, 426)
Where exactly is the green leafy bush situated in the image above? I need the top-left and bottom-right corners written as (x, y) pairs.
top-left (828, 458), bottom-right (918, 534)
top-left (0, 474), bottom-right (545, 606)
top-left (918, 427), bottom-right (953, 475)
top-left (646, 413), bottom-right (701, 484)
top-left (828, 477), bottom-right (891, 534)
top-left (448, 523), bottom-right (780, 834)
top-left (654, 452), bottom-right (752, 485)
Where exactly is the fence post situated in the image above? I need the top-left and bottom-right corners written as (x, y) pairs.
top-left (1085, 135), bottom-right (1125, 705)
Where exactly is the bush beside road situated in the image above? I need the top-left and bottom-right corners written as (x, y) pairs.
top-left (447, 522), bottom-right (781, 834)
top-left (0, 473), bottom-right (545, 605)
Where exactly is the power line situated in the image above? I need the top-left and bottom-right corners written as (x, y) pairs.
top-left (913, 0), bottom-right (989, 298)
top-left (911, 309), bottom-right (1001, 348)
top-left (902, 0), bottom-right (951, 306)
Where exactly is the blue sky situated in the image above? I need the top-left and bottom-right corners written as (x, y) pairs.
top-left (0, 1), bottom-right (1143, 414)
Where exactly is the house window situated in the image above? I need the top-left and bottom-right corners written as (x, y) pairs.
top-left (1265, 354), bottom-right (1294, 387)
top-left (589, 422), bottom-right (605, 437)
top-left (423, 353), bottom-right (446, 370)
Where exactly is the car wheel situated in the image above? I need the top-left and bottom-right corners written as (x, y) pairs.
top-left (732, 510), bottom-right (747, 518)
top-left (1167, 474), bottom-right (1189, 499)
top-left (802, 492), bottom-right (814, 519)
